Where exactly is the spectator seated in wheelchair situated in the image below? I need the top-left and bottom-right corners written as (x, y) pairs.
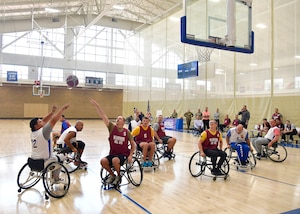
top-left (219, 114), bottom-right (231, 132)
top-left (226, 124), bottom-right (252, 165)
top-left (131, 116), bottom-right (156, 167)
top-left (56, 121), bottom-right (87, 168)
top-left (193, 115), bottom-right (204, 136)
top-left (252, 119), bottom-right (281, 160)
top-left (91, 99), bottom-right (136, 186)
top-left (152, 115), bottom-right (176, 159)
top-left (198, 120), bottom-right (227, 176)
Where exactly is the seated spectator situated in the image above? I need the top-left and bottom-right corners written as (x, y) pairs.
top-left (276, 118), bottom-right (284, 132)
top-left (193, 115), bottom-right (204, 133)
top-left (153, 115), bottom-right (176, 157)
top-left (232, 115), bottom-right (241, 126)
top-left (219, 114), bottom-right (231, 132)
top-left (282, 120), bottom-right (297, 142)
top-left (257, 118), bottom-right (270, 137)
top-left (128, 116), bottom-right (141, 132)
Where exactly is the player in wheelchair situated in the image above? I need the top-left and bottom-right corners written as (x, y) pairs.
top-left (56, 121), bottom-right (87, 169)
top-left (17, 104), bottom-right (71, 199)
top-left (225, 124), bottom-right (256, 169)
top-left (91, 99), bottom-right (137, 186)
top-left (198, 120), bottom-right (227, 176)
top-left (131, 116), bottom-right (157, 168)
top-left (153, 114), bottom-right (176, 160)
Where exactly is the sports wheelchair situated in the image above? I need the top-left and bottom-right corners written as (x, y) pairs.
top-left (100, 157), bottom-right (143, 190)
top-left (135, 144), bottom-right (160, 171)
top-left (224, 146), bottom-right (256, 170)
top-left (17, 158), bottom-right (70, 199)
top-left (155, 141), bottom-right (176, 160)
top-left (192, 128), bottom-right (202, 137)
top-left (189, 151), bottom-right (229, 181)
top-left (259, 142), bottom-right (287, 162)
top-left (55, 146), bottom-right (87, 173)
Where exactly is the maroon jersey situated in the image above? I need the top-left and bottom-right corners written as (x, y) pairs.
top-left (108, 126), bottom-right (130, 156)
top-left (202, 130), bottom-right (221, 150)
top-left (156, 123), bottom-right (166, 138)
top-left (135, 125), bottom-right (152, 144)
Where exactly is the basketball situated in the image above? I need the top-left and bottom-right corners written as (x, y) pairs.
top-left (66, 75), bottom-right (79, 88)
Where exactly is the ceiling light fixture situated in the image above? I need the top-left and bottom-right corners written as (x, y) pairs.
top-left (113, 5), bottom-right (124, 10)
top-left (256, 23), bottom-right (266, 29)
top-left (45, 7), bottom-right (60, 13)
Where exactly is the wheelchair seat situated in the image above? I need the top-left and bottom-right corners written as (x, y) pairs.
top-left (135, 143), bottom-right (160, 170)
top-left (100, 157), bottom-right (143, 190)
top-left (27, 158), bottom-right (45, 172)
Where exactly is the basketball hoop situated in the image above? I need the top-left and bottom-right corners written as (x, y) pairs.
top-left (195, 46), bottom-right (213, 63)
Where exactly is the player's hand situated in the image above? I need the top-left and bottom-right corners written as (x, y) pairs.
top-left (51, 105), bottom-right (57, 113)
top-left (128, 155), bottom-right (133, 163)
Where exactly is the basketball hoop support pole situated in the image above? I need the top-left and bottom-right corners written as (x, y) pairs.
top-left (39, 41), bottom-right (45, 96)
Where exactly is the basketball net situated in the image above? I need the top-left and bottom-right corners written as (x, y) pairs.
top-left (39, 90), bottom-right (44, 98)
top-left (195, 46), bottom-right (213, 63)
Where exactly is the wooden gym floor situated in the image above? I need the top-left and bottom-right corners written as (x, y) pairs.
top-left (0, 119), bottom-right (299, 214)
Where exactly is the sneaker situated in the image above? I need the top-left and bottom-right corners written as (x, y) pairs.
top-left (211, 168), bottom-right (217, 175)
top-left (79, 161), bottom-right (88, 168)
top-left (106, 175), bottom-right (116, 184)
top-left (148, 161), bottom-right (153, 167)
top-left (142, 162), bottom-right (148, 167)
top-left (112, 176), bottom-right (121, 185)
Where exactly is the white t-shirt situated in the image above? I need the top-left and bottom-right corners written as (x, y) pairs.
top-left (31, 123), bottom-right (52, 160)
top-left (57, 126), bottom-right (77, 147)
top-left (226, 127), bottom-right (249, 143)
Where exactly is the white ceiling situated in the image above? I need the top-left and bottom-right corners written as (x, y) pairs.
top-left (0, 0), bottom-right (182, 33)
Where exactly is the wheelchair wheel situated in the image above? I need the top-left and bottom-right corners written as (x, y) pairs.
top-left (42, 162), bottom-right (70, 198)
top-left (220, 159), bottom-right (230, 175)
top-left (267, 144), bottom-right (287, 162)
top-left (17, 163), bottom-right (41, 190)
top-left (188, 151), bottom-right (205, 177)
top-left (192, 129), bottom-right (200, 137)
top-left (153, 152), bottom-right (160, 168)
top-left (100, 167), bottom-right (110, 184)
top-left (127, 159), bottom-right (143, 186)
top-left (248, 152), bottom-right (256, 168)
top-left (155, 142), bottom-right (165, 159)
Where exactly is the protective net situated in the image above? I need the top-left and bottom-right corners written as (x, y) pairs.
top-left (195, 46), bottom-right (213, 63)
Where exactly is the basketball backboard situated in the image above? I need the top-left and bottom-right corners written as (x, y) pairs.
top-left (181, 0), bottom-right (254, 54)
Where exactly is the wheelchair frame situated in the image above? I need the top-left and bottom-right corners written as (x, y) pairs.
top-left (155, 141), bottom-right (176, 160)
top-left (55, 147), bottom-right (87, 173)
top-left (17, 158), bottom-right (71, 199)
top-left (188, 151), bottom-right (229, 181)
top-left (260, 142), bottom-right (287, 162)
top-left (224, 147), bottom-right (256, 170)
top-left (135, 144), bottom-right (160, 170)
top-left (100, 157), bottom-right (143, 190)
